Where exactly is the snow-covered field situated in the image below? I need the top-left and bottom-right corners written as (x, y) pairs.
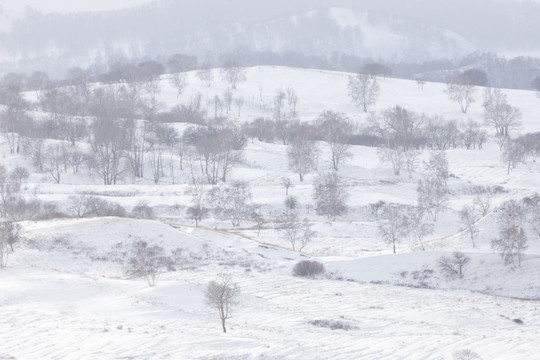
top-left (2, 66), bottom-right (540, 359)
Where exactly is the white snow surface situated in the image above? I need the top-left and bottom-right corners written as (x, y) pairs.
top-left (2, 66), bottom-right (540, 359)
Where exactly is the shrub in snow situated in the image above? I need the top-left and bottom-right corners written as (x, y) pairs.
top-left (437, 252), bottom-right (470, 279)
top-left (131, 200), bottom-right (154, 219)
top-left (453, 349), bottom-right (481, 360)
top-left (284, 195), bottom-right (298, 210)
top-left (293, 260), bottom-right (325, 278)
top-left (309, 319), bottom-right (357, 331)
top-left (68, 195), bottom-right (127, 218)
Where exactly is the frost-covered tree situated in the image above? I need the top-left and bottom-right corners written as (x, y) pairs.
top-left (278, 210), bottom-right (315, 252)
top-left (491, 200), bottom-right (527, 267)
top-left (316, 110), bottom-right (353, 171)
top-left (312, 173), bottom-right (348, 221)
top-left (220, 61), bottom-right (246, 90)
top-left (445, 72), bottom-right (476, 114)
top-left (186, 184), bottom-right (209, 227)
top-left (372, 106), bottom-right (424, 175)
top-left (169, 72), bottom-right (187, 98)
top-left (287, 128), bottom-right (318, 182)
top-left (483, 87), bottom-right (521, 137)
top-left (377, 204), bottom-right (410, 254)
top-left (347, 72), bottom-right (380, 112)
top-left (127, 241), bottom-right (170, 287)
top-left (196, 64), bottom-right (214, 87)
top-left (405, 206), bottom-right (434, 251)
top-left (438, 252), bottom-right (471, 279)
top-left (205, 273), bottom-right (240, 333)
top-left (501, 139), bottom-right (525, 175)
top-left (218, 181), bottom-right (253, 227)
top-left (459, 205), bottom-right (479, 248)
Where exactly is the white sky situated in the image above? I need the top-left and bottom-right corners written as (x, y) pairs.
top-left (0, 0), bottom-right (154, 16)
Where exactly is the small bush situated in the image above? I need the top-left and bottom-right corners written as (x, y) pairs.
top-left (308, 319), bottom-right (357, 331)
top-left (284, 196), bottom-right (299, 210)
top-left (453, 349), bottom-right (482, 360)
top-left (293, 260), bottom-right (325, 278)
top-left (131, 200), bottom-right (154, 219)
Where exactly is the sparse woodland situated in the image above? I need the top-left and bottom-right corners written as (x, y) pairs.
top-left (1, 54), bottom-right (540, 359)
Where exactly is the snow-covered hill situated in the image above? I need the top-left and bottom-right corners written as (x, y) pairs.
top-left (2, 66), bottom-right (540, 359)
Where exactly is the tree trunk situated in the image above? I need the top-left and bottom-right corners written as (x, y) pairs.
top-left (221, 318), bottom-right (227, 333)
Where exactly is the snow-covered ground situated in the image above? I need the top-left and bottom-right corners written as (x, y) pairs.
top-left (2, 66), bottom-right (540, 359)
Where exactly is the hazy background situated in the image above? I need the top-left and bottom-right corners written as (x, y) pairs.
top-left (1, 0), bottom-right (539, 86)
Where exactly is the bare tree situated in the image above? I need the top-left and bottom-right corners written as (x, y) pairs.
top-left (377, 147), bottom-right (405, 176)
top-left (445, 72), bottom-right (476, 114)
top-left (492, 225), bottom-right (527, 267)
top-left (286, 87), bottom-right (299, 118)
top-left (405, 206), bottom-right (434, 251)
top-left (223, 88), bottom-right (233, 114)
top-left (146, 122), bottom-right (178, 184)
top-left (124, 119), bottom-right (148, 178)
top-left (491, 200), bottom-right (527, 267)
top-left (459, 205), bottom-right (479, 248)
top-left (417, 178), bottom-right (448, 221)
top-left (417, 152), bottom-right (451, 221)
top-left (127, 240), bottom-right (170, 287)
top-left (316, 111), bottom-right (353, 171)
top-left (281, 177), bottom-right (293, 196)
top-left (524, 194), bottom-right (540, 239)
top-left (501, 139), bottom-right (525, 175)
top-left (196, 64), bottom-right (214, 87)
top-left (347, 72), bottom-right (380, 112)
top-left (0, 166), bottom-right (21, 219)
top-left (377, 204), bottom-right (409, 254)
top-left (273, 88), bottom-right (287, 121)
top-left (218, 181), bottom-right (253, 227)
top-left (424, 151), bottom-right (450, 193)
top-left (0, 221), bottom-right (21, 253)
top-left (438, 252), bottom-right (471, 279)
top-left (169, 72), bottom-right (187, 98)
top-left (205, 273), bottom-right (240, 333)
top-left (43, 143), bottom-right (66, 184)
top-left (234, 96), bottom-right (244, 117)
top-left (287, 127), bottom-right (318, 182)
top-left (312, 172), bottom-right (348, 221)
top-left (473, 188), bottom-right (493, 217)
top-left (483, 87), bottom-right (522, 137)
top-left (186, 184), bottom-right (209, 227)
top-left (89, 119), bottom-right (126, 185)
top-left (0, 79), bottom-right (29, 154)
top-left (372, 106), bottom-right (424, 175)
top-left (278, 210), bottom-right (315, 252)
top-left (220, 61), bottom-right (246, 90)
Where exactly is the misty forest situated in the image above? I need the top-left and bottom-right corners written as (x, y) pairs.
top-left (1, 1), bottom-right (540, 359)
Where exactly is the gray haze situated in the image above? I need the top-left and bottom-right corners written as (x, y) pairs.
top-left (1, 0), bottom-right (540, 77)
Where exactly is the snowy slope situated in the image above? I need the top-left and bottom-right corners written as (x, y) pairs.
top-left (2, 66), bottom-right (540, 359)
top-left (1, 218), bottom-right (539, 359)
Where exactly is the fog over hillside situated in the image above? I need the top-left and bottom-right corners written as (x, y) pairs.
top-left (1, 0), bottom-right (540, 77)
